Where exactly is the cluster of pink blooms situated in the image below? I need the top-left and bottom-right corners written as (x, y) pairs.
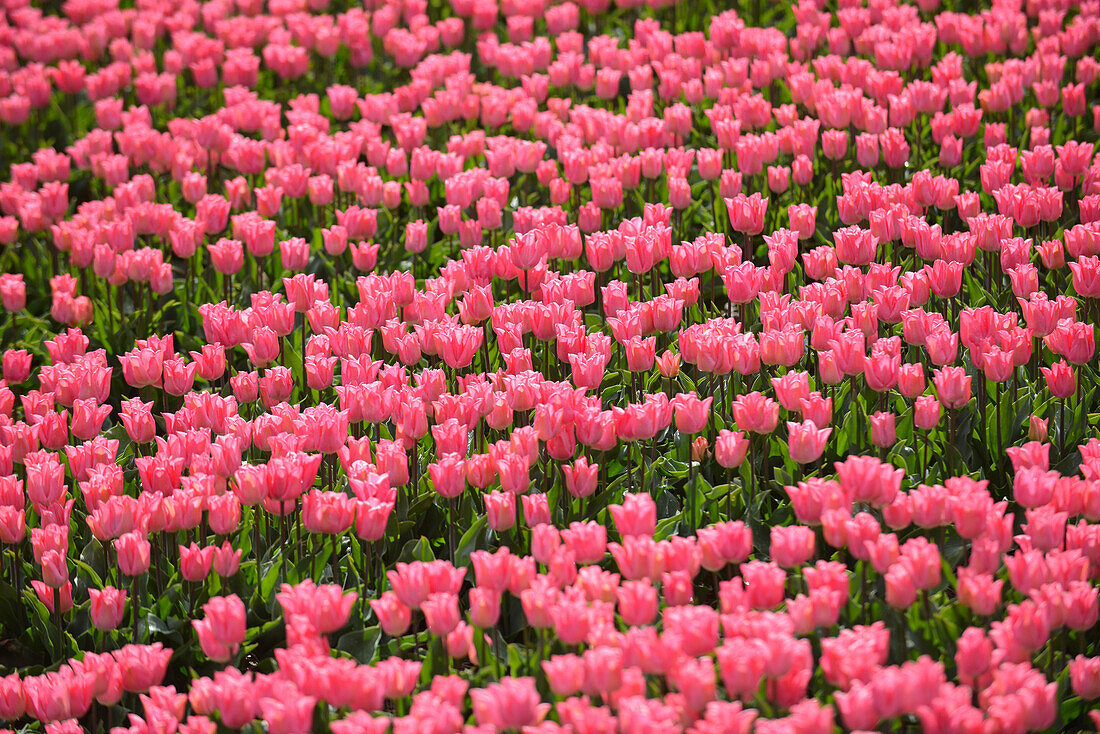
top-left (3, 451), bottom-right (1100, 732)
top-left (1, 0), bottom-right (1100, 730)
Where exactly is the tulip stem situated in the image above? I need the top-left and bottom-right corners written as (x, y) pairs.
top-left (300, 317), bottom-right (308, 399)
top-left (297, 503), bottom-right (305, 578)
top-left (725, 467), bottom-right (733, 519)
top-left (359, 539), bottom-right (370, 614)
top-left (948, 409), bottom-right (957, 475)
top-left (252, 506), bottom-right (262, 564)
top-left (331, 532), bottom-right (339, 584)
top-left (53, 587), bottom-right (64, 661)
top-left (850, 376), bottom-right (862, 453)
top-left (920, 431), bottom-right (928, 479)
top-left (995, 383), bottom-right (1002, 458)
top-left (1058, 400), bottom-right (1065, 460)
top-left (747, 435), bottom-right (756, 528)
top-left (686, 449), bottom-right (695, 534)
top-left (448, 496), bottom-right (456, 565)
top-left (131, 575), bottom-right (140, 644)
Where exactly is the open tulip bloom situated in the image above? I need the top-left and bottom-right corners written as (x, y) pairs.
top-left (1, 0), bottom-right (1100, 731)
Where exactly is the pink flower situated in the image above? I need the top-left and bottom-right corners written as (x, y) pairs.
top-left (786, 420), bottom-right (831, 464)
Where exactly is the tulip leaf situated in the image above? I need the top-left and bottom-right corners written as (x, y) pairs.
top-left (399, 536), bottom-right (436, 564)
top-left (335, 626), bottom-right (381, 664)
top-left (455, 515), bottom-right (488, 569)
top-left (71, 558), bottom-right (104, 592)
top-left (259, 556), bottom-right (283, 603)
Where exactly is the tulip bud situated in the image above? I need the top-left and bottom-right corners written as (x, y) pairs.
top-left (1028, 414), bottom-right (1049, 442)
top-left (691, 436), bottom-right (709, 462)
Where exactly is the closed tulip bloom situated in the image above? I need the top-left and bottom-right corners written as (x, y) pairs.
top-left (354, 498), bottom-right (393, 542)
top-left (770, 525), bottom-right (815, 568)
top-left (1040, 360), bottom-right (1076, 398)
top-left (562, 456), bottom-right (598, 499)
top-left (788, 203), bottom-right (817, 240)
top-left (208, 237), bottom-right (244, 275)
top-left (2, 348), bottom-right (31, 383)
top-left (32, 580), bottom-right (73, 614)
top-left (70, 398), bottom-right (110, 440)
top-left (869, 411), bottom-right (897, 448)
top-left (863, 352), bottom-right (899, 393)
top-left (114, 531), bottom-right (151, 576)
top-left (468, 587), bottom-right (502, 630)
top-left (212, 542), bottom-right (242, 578)
top-left (429, 454), bottom-right (466, 499)
top-left (623, 336), bottom-right (656, 372)
top-left (0, 507), bottom-right (27, 544)
top-left (885, 565), bottom-right (917, 609)
top-left (829, 330), bottom-right (866, 376)
top-left (85, 589), bottom-right (126, 633)
top-left (955, 627), bottom-right (992, 684)
top-left (616, 579), bottom-right (658, 626)
top-left (671, 392), bottom-right (712, 434)
top-left (732, 392), bottom-right (779, 434)
top-left (301, 490), bottom-right (354, 535)
top-left (0, 274), bottom-right (26, 312)
top-left (1064, 581), bottom-right (1099, 631)
top-left (40, 548), bottom-right (68, 588)
top-left (897, 362), bottom-right (925, 398)
top-left (725, 193), bottom-right (768, 235)
top-left (609, 492), bottom-right (656, 538)
top-left (0, 673), bottom-right (24, 721)
top-left (522, 494), bottom-right (551, 526)
top-left (799, 392), bottom-right (833, 429)
top-left (1070, 655), bottom-right (1100, 699)
top-left (914, 396), bottom-right (941, 430)
top-left (1045, 319), bottom-right (1095, 365)
top-left (692, 436), bottom-right (709, 461)
top-left (833, 226), bottom-right (877, 266)
top-left (560, 521), bottom-right (606, 565)
top-left (656, 350), bottom-right (681, 378)
top-left (26, 458), bottom-right (65, 507)
top-left (485, 491), bottom-right (515, 532)
top-left (771, 371), bottom-right (810, 412)
top-left (194, 615), bottom-right (238, 664)
top-left (423, 592), bottom-right (461, 636)
top-left (1028, 414), bottom-right (1049, 442)
top-left (199, 595), bottom-right (246, 648)
top-left (957, 566), bottom-right (1004, 616)
top-left (244, 326), bottom-right (280, 368)
top-left (260, 695), bottom-right (316, 734)
top-left (277, 580), bottom-right (357, 634)
top-left (371, 592), bottom-right (411, 636)
top-left (717, 638), bottom-right (767, 700)
top-left (740, 560), bottom-right (786, 610)
top-left (715, 429), bottom-right (749, 468)
top-left (786, 420), bottom-right (831, 464)
top-left (118, 398), bottom-right (155, 445)
top-left (179, 543), bottom-right (215, 582)
top-left (932, 366), bottom-right (971, 409)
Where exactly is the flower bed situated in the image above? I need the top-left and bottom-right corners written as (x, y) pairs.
top-left (0, 0), bottom-right (1099, 731)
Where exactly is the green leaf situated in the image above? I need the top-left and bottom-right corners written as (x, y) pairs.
top-left (399, 536), bottom-right (436, 564)
top-left (145, 614), bottom-right (183, 637)
top-left (71, 558), bottom-right (104, 591)
top-left (655, 489), bottom-right (681, 520)
top-left (654, 515), bottom-right (681, 541)
top-left (507, 643), bottom-right (525, 676)
top-left (260, 556), bottom-right (283, 602)
top-left (335, 626), bottom-right (381, 664)
top-left (455, 515), bottom-right (488, 568)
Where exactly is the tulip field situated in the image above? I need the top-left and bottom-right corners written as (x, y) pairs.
top-left (2, 0), bottom-right (1100, 730)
